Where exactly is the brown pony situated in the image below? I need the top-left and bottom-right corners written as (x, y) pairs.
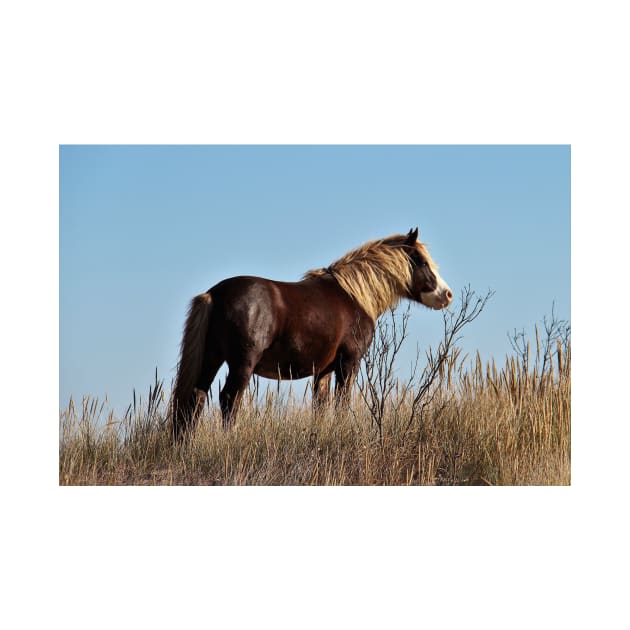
top-left (171, 228), bottom-right (452, 438)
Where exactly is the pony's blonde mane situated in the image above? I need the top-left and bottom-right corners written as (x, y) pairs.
top-left (304, 234), bottom-right (436, 322)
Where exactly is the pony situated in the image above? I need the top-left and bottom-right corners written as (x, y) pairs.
top-left (170, 228), bottom-right (452, 438)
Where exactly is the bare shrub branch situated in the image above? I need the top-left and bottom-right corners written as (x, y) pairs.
top-left (355, 287), bottom-right (494, 445)
top-left (507, 303), bottom-right (571, 391)
top-left (403, 286), bottom-right (495, 438)
top-left (355, 305), bottom-right (412, 445)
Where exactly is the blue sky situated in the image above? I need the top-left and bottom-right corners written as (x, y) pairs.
top-left (60, 145), bottom-right (570, 415)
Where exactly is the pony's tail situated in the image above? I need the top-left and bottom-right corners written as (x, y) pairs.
top-left (171, 291), bottom-right (212, 439)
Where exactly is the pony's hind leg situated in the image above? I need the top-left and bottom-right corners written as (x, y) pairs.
top-left (196, 352), bottom-right (223, 400)
top-left (190, 352), bottom-right (223, 425)
top-left (219, 358), bottom-right (258, 428)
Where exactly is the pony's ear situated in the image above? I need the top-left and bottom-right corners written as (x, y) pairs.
top-left (405, 227), bottom-right (419, 245)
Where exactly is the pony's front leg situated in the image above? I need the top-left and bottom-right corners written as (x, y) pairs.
top-left (313, 372), bottom-right (332, 410)
top-left (334, 358), bottom-right (359, 408)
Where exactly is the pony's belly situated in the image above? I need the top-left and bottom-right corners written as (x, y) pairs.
top-left (254, 350), bottom-right (336, 380)
top-left (253, 361), bottom-right (327, 380)
top-left (253, 365), bottom-right (310, 380)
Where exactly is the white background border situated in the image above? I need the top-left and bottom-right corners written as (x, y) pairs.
top-left (2, 1), bottom-right (628, 628)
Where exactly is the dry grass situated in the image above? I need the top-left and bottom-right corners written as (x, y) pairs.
top-left (59, 340), bottom-right (570, 486)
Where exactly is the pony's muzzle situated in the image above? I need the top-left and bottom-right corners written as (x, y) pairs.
top-left (422, 287), bottom-right (453, 310)
top-left (441, 289), bottom-right (453, 308)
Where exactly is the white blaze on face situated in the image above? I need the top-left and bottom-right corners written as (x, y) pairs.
top-left (420, 264), bottom-right (453, 310)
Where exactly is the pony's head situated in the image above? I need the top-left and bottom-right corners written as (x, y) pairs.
top-left (304, 227), bottom-right (453, 320)
top-left (401, 227), bottom-right (453, 310)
